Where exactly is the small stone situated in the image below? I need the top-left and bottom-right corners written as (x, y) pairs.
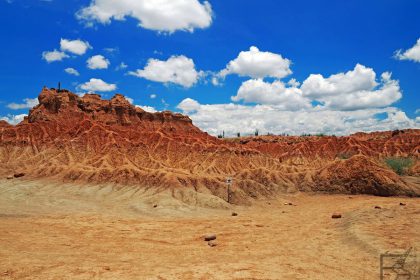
top-left (13, 173), bottom-right (25, 178)
top-left (374, 206), bottom-right (382, 209)
top-left (103, 266), bottom-right (111, 271)
top-left (399, 202), bottom-right (406, 206)
top-left (203, 234), bottom-right (216, 241)
top-left (331, 213), bottom-right (342, 219)
top-left (208, 240), bottom-right (217, 247)
top-left (231, 212), bottom-right (238, 216)
top-left (284, 202), bottom-right (293, 206)
top-left (153, 204), bottom-right (158, 208)
top-left (6, 175), bottom-right (13, 180)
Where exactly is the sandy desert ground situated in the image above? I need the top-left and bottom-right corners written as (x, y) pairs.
top-left (0, 178), bottom-right (419, 280)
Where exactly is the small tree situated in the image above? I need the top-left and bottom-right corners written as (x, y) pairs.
top-left (237, 132), bottom-right (240, 138)
top-left (254, 129), bottom-right (259, 136)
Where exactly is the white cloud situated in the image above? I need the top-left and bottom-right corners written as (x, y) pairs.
top-left (125, 97), bottom-right (134, 104)
top-left (218, 46), bottom-right (292, 79)
top-left (64, 67), bottom-right (80, 76)
top-left (7, 98), bottom-right (39, 110)
top-left (395, 38), bottom-right (420, 62)
top-left (135, 105), bottom-right (157, 113)
top-left (87, 55), bottom-right (110, 69)
top-left (233, 79), bottom-right (311, 110)
top-left (42, 50), bottom-right (69, 62)
top-left (104, 47), bottom-right (118, 53)
top-left (76, 0), bottom-right (213, 33)
top-left (177, 98), bottom-right (201, 112)
top-left (150, 94), bottom-right (157, 99)
top-left (300, 64), bottom-right (402, 110)
top-left (301, 64), bottom-right (378, 98)
top-left (116, 62), bottom-right (127, 70)
top-left (129, 55), bottom-right (201, 88)
top-left (0, 114), bottom-right (27, 125)
top-left (177, 99), bottom-right (419, 136)
top-left (79, 78), bottom-right (116, 92)
top-left (60, 38), bottom-right (91, 55)
top-left (175, 62), bottom-right (417, 136)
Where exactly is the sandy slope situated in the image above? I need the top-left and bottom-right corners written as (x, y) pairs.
top-left (0, 179), bottom-right (418, 279)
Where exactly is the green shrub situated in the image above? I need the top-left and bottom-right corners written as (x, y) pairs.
top-left (385, 157), bottom-right (414, 175)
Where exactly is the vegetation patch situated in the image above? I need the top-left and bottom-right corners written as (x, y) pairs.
top-left (384, 157), bottom-right (414, 175)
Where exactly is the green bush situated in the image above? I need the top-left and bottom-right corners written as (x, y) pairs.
top-left (385, 157), bottom-right (414, 175)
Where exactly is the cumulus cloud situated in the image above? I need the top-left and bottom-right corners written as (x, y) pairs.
top-left (0, 114), bottom-right (27, 125)
top-left (177, 99), bottom-right (419, 136)
top-left (64, 67), bottom-right (80, 76)
top-left (233, 79), bottom-right (311, 110)
top-left (135, 105), bottom-right (157, 113)
top-left (150, 94), bottom-right (157, 99)
top-left (395, 38), bottom-right (420, 62)
top-left (7, 98), bottom-right (39, 110)
top-left (42, 50), bottom-right (69, 62)
top-left (79, 78), bottom-right (116, 92)
top-left (87, 55), bottom-right (110, 69)
top-left (60, 38), bottom-right (91, 55)
top-left (177, 98), bottom-right (201, 112)
top-left (176, 62), bottom-right (417, 136)
top-left (300, 64), bottom-right (401, 110)
top-left (129, 55), bottom-right (201, 88)
top-left (76, 0), bottom-right (213, 33)
top-left (125, 96), bottom-right (134, 104)
top-left (218, 46), bottom-right (292, 80)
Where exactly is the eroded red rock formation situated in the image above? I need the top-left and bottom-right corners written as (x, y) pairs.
top-left (0, 88), bottom-right (418, 203)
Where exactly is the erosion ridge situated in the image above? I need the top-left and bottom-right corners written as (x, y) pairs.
top-left (0, 87), bottom-right (419, 204)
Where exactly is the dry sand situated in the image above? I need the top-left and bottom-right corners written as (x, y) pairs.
top-left (0, 179), bottom-right (419, 279)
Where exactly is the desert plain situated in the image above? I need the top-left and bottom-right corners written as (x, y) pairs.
top-left (0, 178), bottom-right (419, 280)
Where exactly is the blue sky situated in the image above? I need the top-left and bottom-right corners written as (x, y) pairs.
top-left (0, 0), bottom-right (419, 135)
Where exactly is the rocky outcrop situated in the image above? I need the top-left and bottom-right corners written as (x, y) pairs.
top-left (0, 87), bottom-right (418, 203)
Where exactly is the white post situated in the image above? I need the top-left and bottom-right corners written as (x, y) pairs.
top-left (226, 177), bottom-right (232, 203)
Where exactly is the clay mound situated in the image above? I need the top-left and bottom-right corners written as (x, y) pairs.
top-left (302, 155), bottom-right (417, 196)
top-left (0, 87), bottom-right (419, 204)
top-left (238, 130), bottom-right (420, 160)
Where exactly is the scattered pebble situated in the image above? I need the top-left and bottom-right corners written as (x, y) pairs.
top-left (231, 212), bottom-right (238, 216)
top-left (331, 213), bottom-right (342, 219)
top-left (284, 202), bottom-right (294, 206)
top-left (208, 240), bottom-right (217, 247)
top-left (399, 202), bottom-right (406, 206)
top-left (13, 173), bottom-right (25, 178)
top-left (6, 175), bottom-right (13, 180)
top-left (374, 206), bottom-right (382, 209)
top-left (153, 204), bottom-right (158, 208)
top-left (203, 234), bottom-right (216, 241)
top-left (103, 266), bottom-right (111, 271)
